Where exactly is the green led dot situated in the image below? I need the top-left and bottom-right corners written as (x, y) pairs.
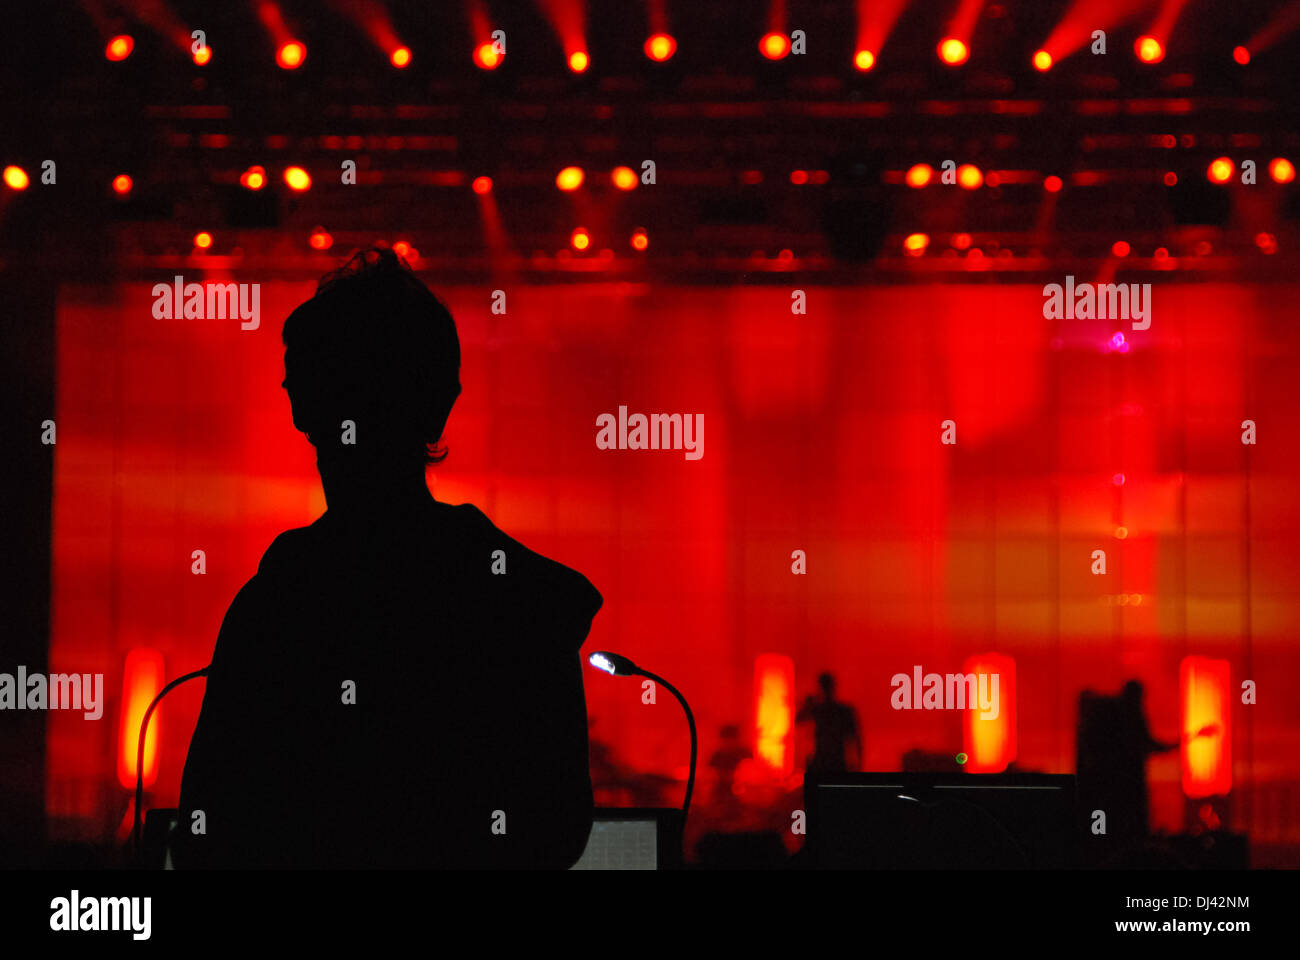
top-left (955, 752), bottom-right (968, 765)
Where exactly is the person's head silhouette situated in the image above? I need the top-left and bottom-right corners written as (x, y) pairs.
top-left (818, 672), bottom-right (836, 699)
top-left (282, 247), bottom-right (461, 508)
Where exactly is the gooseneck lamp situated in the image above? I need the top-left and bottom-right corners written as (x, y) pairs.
top-left (587, 651), bottom-right (697, 819)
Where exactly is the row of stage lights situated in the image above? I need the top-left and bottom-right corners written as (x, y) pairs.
top-left (8, 156), bottom-right (1290, 195)
top-left (100, 30), bottom-right (1260, 74)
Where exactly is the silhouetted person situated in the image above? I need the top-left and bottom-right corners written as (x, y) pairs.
top-left (174, 248), bottom-right (601, 868)
top-left (1076, 680), bottom-right (1177, 857)
top-left (796, 672), bottom-right (861, 775)
top-left (708, 724), bottom-right (752, 810)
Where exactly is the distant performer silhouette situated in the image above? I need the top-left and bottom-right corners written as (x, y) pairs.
top-left (174, 248), bottom-right (601, 868)
top-left (796, 672), bottom-right (862, 775)
top-left (1076, 680), bottom-right (1177, 854)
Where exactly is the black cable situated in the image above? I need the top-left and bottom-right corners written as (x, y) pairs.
top-left (133, 666), bottom-right (210, 864)
top-left (635, 668), bottom-right (697, 821)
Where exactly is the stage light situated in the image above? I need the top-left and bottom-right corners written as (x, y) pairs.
top-left (854, 49), bottom-right (875, 71)
top-left (905, 164), bottom-right (932, 188)
top-left (611, 166), bottom-right (638, 191)
top-left (473, 42), bottom-right (502, 69)
top-left (112, 174), bottom-right (132, 195)
top-left (309, 228), bottom-right (332, 250)
top-left (630, 228), bottom-right (649, 251)
top-left (790, 169), bottom-right (809, 185)
top-left (1114, 526), bottom-right (1128, 539)
top-left (1207, 157), bottom-right (1233, 184)
top-left (1033, 49), bottom-right (1052, 71)
top-left (472, 175), bottom-right (493, 195)
top-left (570, 227), bottom-right (591, 251)
top-left (392, 241), bottom-right (416, 260)
top-left (240, 165), bottom-right (267, 190)
top-left (759, 33), bottom-right (790, 60)
top-left (938, 38), bottom-right (968, 65)
top-left (193, 45), bottom-right (212, 66)
top-left (645, 33), bottom-right (676, 61)
top-left (193, 232), bottom-right (213, 250)
top-left (390, 46), bottom-right (411, 68)
top-left (1181, 656), bottom-right (1231, 798)
top-left (555, 166), bottom-right (584, 191)
top-left (957, 164), bottom-right (983, 190)
top-left (1232, 45), bottom-right (1249, 65)
top-left (117, 650), bottom-right (164, 790)
top-left (1135, 36), bottom-right (1163, 63)
top-left (962, 653), bottom-right (1016, 773)
top-left (568, 50), bottom-right (589, 73)
top-left (1044, 175), bottom-right (1063, 193)
top-left (3, 166), bottom-right (29, 190)
top-left (283, 166), bottom-right (311, 191)
top-left (276, 40), bottom-right (306, 69)
top-left (106, 35), bottom-right (134, 62)
top-left (903, 232), bottom-right (930, 256)
top-left (952, 232), bottom-right (972, 250)
top-left (1255, 232), bottom-right (1278, 254)
top-left (1163, 171), bottom-right (1178, 186)
top-left (1112, 240), bottom-right (1131, 257)
top-left (1269, 157), bottom-right (1295, 184)
top-left (754, 654), bottom-right (794, 775)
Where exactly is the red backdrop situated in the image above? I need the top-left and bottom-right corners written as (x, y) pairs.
top-left (46, 279), bottom-right (1300, 856)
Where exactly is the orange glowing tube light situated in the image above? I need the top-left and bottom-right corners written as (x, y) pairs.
top-left (1180, 656), bottom-right (1231, 798)
top-left (754, 654), bottom-right (794, 775)
top-left (117, 649), bottom-right (165, 789)
top-left (961, 653), bottom-right (1016, 773)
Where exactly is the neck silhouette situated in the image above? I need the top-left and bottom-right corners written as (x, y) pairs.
top-left (317, 447), bottom-right (433, 519)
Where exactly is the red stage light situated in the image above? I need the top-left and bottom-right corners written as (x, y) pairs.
top-left (193, 231), bottom-right (213, 250)
top-left (854, 49), bottom-right (875, 71)
top-left (283, 166), bottom-right (312, 191)
top-left (240, 165), bottom-right (267, 190)
top-left (570, 228), bottom-right (591, 251)
top-left (1033, 50), bottom-right (1052, 71)
top-left (1207, 157), bottom-right (1233, 184)
top-left (957, 164), bottom-right (983, 190)
top-left (472, 175), bottom-right (493, 195)
top-left (952, 232), bottom-right (972, 250)
top-left (644, 33), bottom-right (676, 62)
top-left (106, 35), bottom-right (134, 62)
top-left (555, 166), bottom-right (584, 191)
top-left (1163, 171), bottom-right (1178, 186)
top-left (1255, 232), bottom-right (1278, 254)
top-left (1044, 175), bottom-right (1063, 193)
top-left (276, 40), bottom-right (306, 70)
top-left (630, 228), bottom-right (649, 251)
top-left (759, 33), bottom-right (790, 60)
top-left (1269, 157), bottom-right (1295, 184)
top-left (568, 50), bottom-right (589, 73)
top-left (905, 164), bottom-right (932, 188)
top-left (962, 653), bottom-right (1017, 773)
top-left (938, 38), bottom-right (968, 65)
top-left (1112, 240), bottom-right (1131, 257)
top-left (112, 174), bottom-right (132, 195)
top-left (754, 654), bottom-right (795, 775)
top-left (309, 228), bottom-right (332, 250)
top-left (1114, 525), bottom-right (1128, 539)
top-left (903, 232), bottom-right (930, 256)
top-left (390, 47), bottom-right (411, 68)
top-left (1232, 45), bottom-right (1249, 65)
top-left (611, 166), bottom-right (638, 191)
top-left (1181, 656), bottom-right (1231, 798)
top-left (1135, 36), bottom-right (1164, 63)
top-left (473, 42), bottom-right (502, 70)
top-left (790, 169), bottom-right (809, 185)
top-left (117, 649), bottom-right (164, 790)
top-left (392, 241), bottom-right (411, 259)
top-left (193, 45), bottom-right (212, 66)
top-left (3, 166), bottom-right (29, 191)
